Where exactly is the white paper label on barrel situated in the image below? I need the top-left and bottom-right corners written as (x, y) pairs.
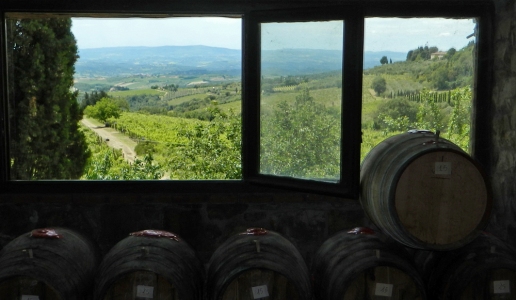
top-left (375, 283), bottom-right (393, 297)
top-left (136, 285), bottom-right (154, 298)
top-left (494, 280), bottom-right (511, 294)
top-left (252, 285), bottom-right (269, 299)
top-left (21, 296), bottom-right (40, 300)
top-left (435, 162), bottom-right (452, 175)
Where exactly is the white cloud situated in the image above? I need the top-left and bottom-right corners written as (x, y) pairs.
top-left (364, 17), bottom-right (476, 52)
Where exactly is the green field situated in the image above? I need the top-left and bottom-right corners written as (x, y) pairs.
top-left (75, 73), bottom-right (241, 94)
top-left (109, 88), bottom-right (165, 97)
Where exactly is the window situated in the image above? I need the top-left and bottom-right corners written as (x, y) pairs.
top-left (361, 17), bottom-right (479, 160)
top-left (5, 15), bottom-right (242, 181)
top-left (0, 2), bottom-right (493, 197)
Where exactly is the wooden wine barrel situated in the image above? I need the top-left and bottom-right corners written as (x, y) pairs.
top-left (360, 130), bottom-right (492, 250)
top-left (312, 227), bottom-right (427, 300)
top-left (414, 232), bottom-right (516, 300)
top-left (0, 227), bottom-right (100, 300)
top-left (94, 229), bottom-right (204, 300)
top-left (206, 228), bottom-right (311, 300)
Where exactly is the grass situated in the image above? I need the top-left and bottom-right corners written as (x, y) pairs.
top-left (362, 100), bottom-right (383, 127)
top-left (167, 93), bottom-right (208, 106)
top-left (217, 100), bottom-right (241, 113)
top-left (109, 88), bottom-right (165, 97)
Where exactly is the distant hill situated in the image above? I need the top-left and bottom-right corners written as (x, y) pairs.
top-left (76, 45), bottom-right (242, 77)
top-left (75, 45), bottom-right (406, 77)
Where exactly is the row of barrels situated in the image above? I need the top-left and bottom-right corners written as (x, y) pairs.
top-left (0, 131), bottom-right (497, 299)
top-left (0, 226), bottom-right (515, 299)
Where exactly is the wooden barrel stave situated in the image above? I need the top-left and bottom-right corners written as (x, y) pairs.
top-left (360, 131), bottom-right (492, 250)
top-left (222, 269), bottom-right (299, 300)
top-left (0, 227), bottom-right (99, 300)
top-left (206, 229), bottom-right (311, 300)
top-left (103, 270), bottom-right (178, 300)
top-left (95, 231), bottom-right (204, 300)
top-left (312, 228), bottom-right (427, 300)
top-left (0, 276), bottom-right (61, 299)
top-left (415, 233), bottom-right (516, 300)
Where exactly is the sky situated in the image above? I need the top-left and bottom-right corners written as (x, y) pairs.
top-left (71, 17), bottom-right (476, 53)
top-left (72, 17), bottom-right (242, 50)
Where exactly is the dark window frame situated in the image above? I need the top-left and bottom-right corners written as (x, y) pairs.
top-left (0, 1), bottom-right (494, 198)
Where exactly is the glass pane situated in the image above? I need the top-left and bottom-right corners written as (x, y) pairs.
top-left (6, 14), bottom-right (242, 180)
top-left (361, 18), bottom-right (476, 161)
top-left (259, 21), bottom-right (343, 182)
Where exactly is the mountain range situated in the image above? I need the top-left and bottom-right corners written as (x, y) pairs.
top-left (75, 45), bottom-right (406, 77)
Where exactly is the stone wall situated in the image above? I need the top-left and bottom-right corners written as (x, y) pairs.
top-left (0, 194), bottom-right (368, 266)
top-left (487, 0), bottom-right (516, 244)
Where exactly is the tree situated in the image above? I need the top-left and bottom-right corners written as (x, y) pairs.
top-left (447, 47), bottom-right (457, 58)
top-left (380, 56), bottom-right (389, 65)
top-left (168, 103), bottom-right (242, 179)
top-left (7, 18), bottom-right (89, 179)
top-left (260, 87), bottom-right (340, 179)
top-left (371, 76), bottom-right (387, 95)
top-left (84, 97), bottom-right (122, 123)
top-left (80, 90), bottom-right (108, 111)
top-left (374, 98), bottom-right (418, 130)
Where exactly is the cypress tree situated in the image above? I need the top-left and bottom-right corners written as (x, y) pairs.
top-left (7, 18), bottom-right (89, 179)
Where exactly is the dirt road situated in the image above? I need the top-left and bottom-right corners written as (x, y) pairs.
top-left (81, 118), bottom-right (137, 163)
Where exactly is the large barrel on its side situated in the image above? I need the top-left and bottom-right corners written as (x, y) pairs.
top-left (94, 229), bottom-right (204, 300)
top-left (360, 130), bottom-right (492, 250)
top-left (206, 228), bottom-right (312, 300)
top-left (414, 232), bottom-right (516, 300)
top-left (312, 227), bottom-right (427, 300)
top-left (0, 227), bottom-right (100, 300)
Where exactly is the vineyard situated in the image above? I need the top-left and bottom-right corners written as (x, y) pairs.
top-left (109, 113), bottom-right (201, 145)
top-left (81, 44), bottom-right (474, 180)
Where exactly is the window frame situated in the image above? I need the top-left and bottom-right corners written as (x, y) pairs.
top-left (0, 1), bottom-right (494, 198)
top-left (243, 8), bottom-right (363, 197)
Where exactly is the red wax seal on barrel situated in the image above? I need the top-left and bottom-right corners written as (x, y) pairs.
top-left (30, 228), bottom-right (63, 239)
top-left (240, 228), bottom-right (268, 236)
top-left (347, 227), bottom-right (375, 235)
top-left (129, 229), bottom-right (180, 242)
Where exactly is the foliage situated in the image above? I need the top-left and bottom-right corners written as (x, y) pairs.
top-left (369, 87), bottom-right (472, 154)
top-left (162, 83), bottom-right (179, 92)
top-left (380, 56), bottom-right (388, 65)
top-left (414, 89), bottom-right (446, 131)
top-left (406, 45), bottom-right (439, 61)
top-left (445, 87), bottom-right (472, 151)
top-left (7, 17), bottom-right (89, 179)
top-left (125, 94), bottom-right (168, 113)
top-left (365, 42), bottom-right (474, 91)
top-left (447, 48), bottom-right (457, 57)
top-left (84, 151), bottom-right (163, 180)
top-left (260, 87), bottom-right (340, 179)
top-left (134, 141), bottom-right (157, 156)
top-left (84, 97), bottom-right (122, 123)
top-left (82, 128), bottom-right (163, 180)
top-left (167, 104), bottom-right (242, 179)
top-left (373, 98), bottom-right (418, 131)
top-left (80, 90), bottom-right (109, 111)
top-left (113, 98), bottom-right (130, 111)
top-left (361, 128), bottom-right (401, 161)
top-left (371, 76), bottom-right (387, 95)
top-left (109, 112), bottom-right (198, 145)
